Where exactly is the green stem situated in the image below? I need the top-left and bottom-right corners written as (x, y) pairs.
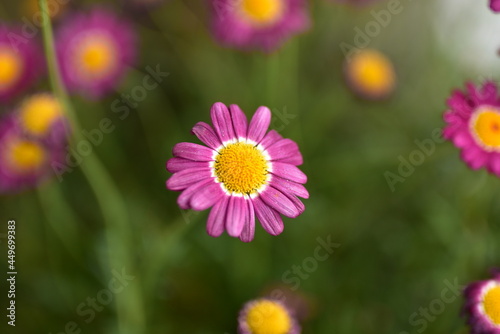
top-left (38, 1), bottom-right (146, 333)
top-left (37, 183), bottom-right (84, 264)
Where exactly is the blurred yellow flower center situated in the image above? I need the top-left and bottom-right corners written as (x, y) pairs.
top-left (483, 285), bottom-right (500, 325)
top-left (214, 142), bottom-right (268, 194)
top-left (240, 0), bottom-right (284, 25)
top-left (471, 108), bottom-right (500, 150)
top-left (347, 49), bottom-right (395, 98)
top-left (20, 94), bottom-right (62, 136)
top-left (0, 46), bottom-right (23, 89)
top-left (7, 139), bottom-right (46, 172)
top-left (246, 300), bottom-right (292, 334)
top-left (79, 36), bottom-right (116, 77)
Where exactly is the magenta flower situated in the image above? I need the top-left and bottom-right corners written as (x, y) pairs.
top-left (0, 25), bottom-right (43, 103)
top-left (166, 102), bottom-right (308, 242)
top-left (211, 0), bottom-right (310, 51)
top-left (463, 270), bottom-right (500, 333)
top-left (491, 0), bottom-right (500, 12)
top-left (238, 298), bottom-right (301, 334)
top-left (443, 81), bottom-right (500, 176)
top-left (0, 116), bottom-right (64, 193)
top-left (55, 9), bottom-right (137, 99)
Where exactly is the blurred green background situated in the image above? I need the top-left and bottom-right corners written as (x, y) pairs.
top-left (1, 0), bottom-right (499, 333)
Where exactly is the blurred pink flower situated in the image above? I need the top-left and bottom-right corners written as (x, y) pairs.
top-left (55, 9), bottom-right (137, 99)
top-left (443, 81), bottom-right (500, 176)
top-left (463, 270), bottom-right (500, 333)
top-left (211, 0), bottom-right (310, 51)
top-left (0, 25), bottom-right (43, 103)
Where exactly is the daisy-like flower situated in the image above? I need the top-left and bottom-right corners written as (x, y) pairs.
top-left (211, 0), bottom-right (310, 51)
top-left (0, 116), bottom-right (62, 193)
top-left (443, 81), bottom-right (500, 176)
top-left (55, 9), bottom-right (137, 99)
top-left (17, 93), bottom-right (68, 146)
top-left (344, 49), bottom-right (396, 100)
top-left (491, 0), bottom-right (500, 13)
top-left (0, 25), bottom-right (43, 103)
top-left (166, 102), bottom-right (308, 242)
top-left (238, 298), bottom-right (301, 334)
top-left (463, 270), bottom-right (500, 333)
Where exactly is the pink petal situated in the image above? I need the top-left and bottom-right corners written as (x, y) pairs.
top-left (225, 196), bottom-right (247, 237)
top-left (260, 186), bottom-right (302, 218)
top-left (207, 195), bottom-right (230, 237)
top-left (267, 138), bottom-right (303, 165)
top-left (191, 122), bottom-right (222, 150)
top-left (452, 131), bottom-right (473, 149)
top-left (487, 153), bottom-right (500, 176)
top-left (259, 130), bottom-right (283, 149)
top-left (239, 200), bottom-right (255, 242)
top-left (252, 196), bottom-right (284, 236)
top-left (166, 158), bottom-right (209, 173)
top-left (271, 175), bottom-right (309, 199)
top-left (166, 168), bottom-right (212, 191)
top-left (211, 102), bottom-right (236, 143)
top-left (492, 0), bottom-right (500, 12)
top-left (461, 147), bottom-right (488, 170)
top-left (229, 104), bottom-right (248, 140)
top-left (271, 162), bottom-right (307, 184)
top-left (177, 178), bottom-right (214, 210)
top-left (247, 106), bottom-right (271, 143)
top-left (173, 142), bottom-right (215, 161)
top-left (190, 181), bottom-right (225, 210)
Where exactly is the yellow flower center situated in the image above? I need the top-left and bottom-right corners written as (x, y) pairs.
top-left (6, 139), bottom-right (46, 172)
top-left (78, 35), bottom-right (116, 78)
top-left (483, 285), bottom-right (500, 325)
top-left (347, 49), bottom-right (395, 98)
top-left (19, 94), bottom-right (63, 136)
top-left (240, 0), bottom-right (284, 26)
top-left (214, 142), bottom-right (269, 194)
top-left (246, 300), bottom-right (292, 334)
top-left (0, 46), bottom-right (23, 90)
top-left (470, 108), bottom-right (500, 151)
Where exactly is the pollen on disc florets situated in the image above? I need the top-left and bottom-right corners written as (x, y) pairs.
top-left (470, 106), bottom-right (500, 152)
top-left (245, 299), bottom-right (292, 334)
top-left (482, 283), bottom-right (500, 325)
top-left (213, 141), bottom-right (270, 195)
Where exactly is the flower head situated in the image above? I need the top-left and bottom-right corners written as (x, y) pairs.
top-left (17, 93), bottom-right (68, 146)
top-left (238, 298), bottom-right (301, 334)
top-left (166, 102), bottom-right (308, 242)
top-left (0, 116), bottom-right (63, 193)
top-left (463, 270), bottom-right (500, 333)
top-left (443, 81), bottom-right (500, 176)
top-left (0, 25), bottom-right (43, 103)
top-left (344, 49), bottom-right (396, 100)
top-left (55, 9), bottom-right (137, 99)
top-left (211, 0), bottom-right (310, 51)
top-left (491, 0), bottom-right (500, 13)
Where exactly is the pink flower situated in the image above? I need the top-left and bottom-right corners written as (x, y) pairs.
top-left (55, 9), bottom-right (137, 99)
top-left (166, 102), bottom-right (308, 242)
top-left (211, 0), bottom-right (310, 51)
top-left (443, 81), bottom-right (500, 176)
top-left (463, 270), bottom-right (500, 333)
top-left (0, 24), bottom-right (43, 103)
top-left (0, 115), bottom-right (65, 193)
